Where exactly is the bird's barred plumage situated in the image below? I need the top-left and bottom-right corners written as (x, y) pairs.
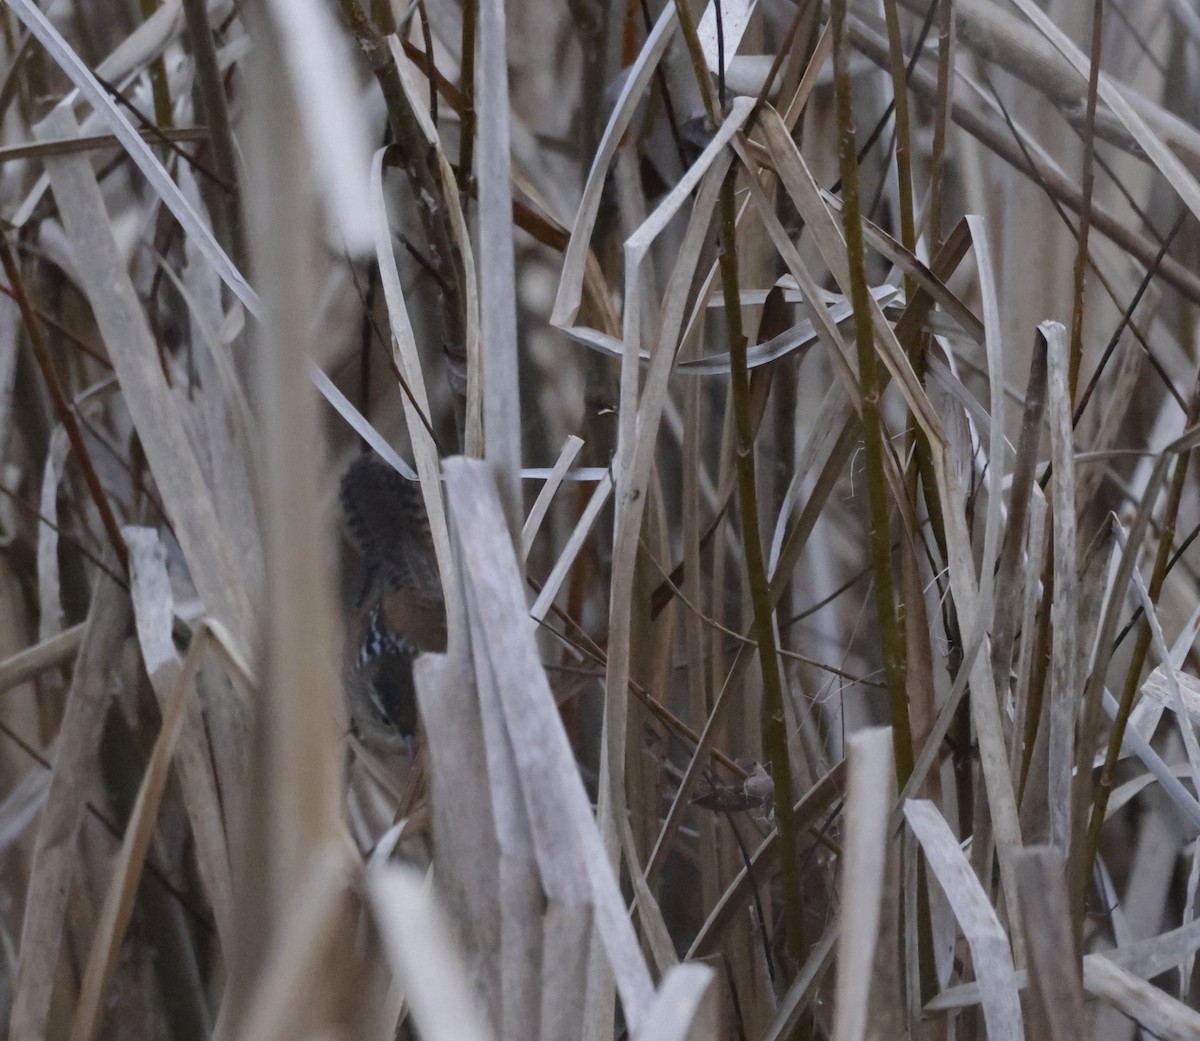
top-left (340, 456), bottom-right (446, 755)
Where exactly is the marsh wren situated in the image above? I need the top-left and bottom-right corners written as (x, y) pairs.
top-left (340, 455), bottom-right (446, 758)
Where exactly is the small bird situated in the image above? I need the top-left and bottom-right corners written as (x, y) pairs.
top-left (340, 455), bottom-right (446, 759)
top-left (692, 761), bottom-right (774, 814)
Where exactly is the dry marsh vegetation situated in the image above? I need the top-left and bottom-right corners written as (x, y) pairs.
top-left (2, 0), bottom-right (1200, 1039)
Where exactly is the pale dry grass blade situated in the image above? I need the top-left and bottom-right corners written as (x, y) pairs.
top-left (993, 335), bottom-right (1047, 714)
top-left (550, 1), bottom-right (676, 329)
top-left (929, 917), bottom-right (1200, 1011)
top-left (0, 768), bottom-right (50, 851)
top-left (261, 0), bottom-right (374, 251)
top-left (521, 434), bottom-right (583, 561)
top-left (1014, 847), bottom-right (1087, 1041)
top-left (832, 728), bottom-right (895, 1041)
top-left (1067, 524), bottom-right (1117, 862)
top-left (621, 814), bottom-right (677, 976)
top-left (308, 363), bottom-right (418, 477)
top-left (244, 6), bottom-right (345, 842)
top-left (540, 904), bottom-right (593, 1041)
top-left (529, 471), bottom-right (613, 622)
top-left (1011, 492), bottom-right (1048, 779)
top-left (631, 964), bottom-right (716, 1041)
top-left (37, 105), bottom-right (254, 645)
top-left (222, 850), bottom-right (358, 1041)
top-left (8, 0), bottom-right (184, 227)
top-left (8, 568), bottom-right (128, 1041)
top-left (35, 428), bottom-right (69, 642)
top-left (1113, 521), bottom-right (1200, 806)
top-left (412, 652), bottom-right (502, 1020)
top-left (387, 40), bottom-right (484, 454)
top-left (1074, 337), bottom-right (1145, 514)
top-left (6, 0), bottom-right (256, 308)
top-left (371, 146), bottom-right (454, 588)
top-left (69, 600), bottom-right (226, 1041)
top-left (0, 624), bottom-right (84, 694)
top-left (963, 216), bottom-right (1011, 624)
top-left (477, 0), bottom-right (521, 527)
top-left (443, 457), bottom-right (655, 1029)
top-left (1083, 955), bottom-right (1200, 1039)
top-left (605, 109), bottom-right (748, 904)
top-left (696, 0), bottom-right (755, 73)
top-left (217, 13), bottom-right (358, 1040)
top-left (1099, 685), bottom-right (1200, 831)
top-left (1141, 666), bottom-right (1200, 724)
top-left (767, 382), bottom-right (853, 575)
top-left (368, 864), bottom-right (493, 1041)
top-left (759, 924), bottom-right (839, 1041)
top-left (904, 799), bottom-right (1024, 1041)
top-left (1009, 0), bottom-right (1200, 225)
top-left (125, 527), bottom-right (234, 950)
top-left (1043, 320), bottom-right (1078, 850)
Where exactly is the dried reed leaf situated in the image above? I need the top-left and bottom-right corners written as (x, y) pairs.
top-left (308, 362), bottom-right (419, 477)
top-left (9, 0), bottom-right (183, 226)
top-left (8, 567), bottom-right (128, 1041)
top-left (125, 527), bottom-right (234, 950)
top-left (1074, 337), bottom-right (1144, 514)
top-left (550, 1), bottom-right (676, 329)
top-left (444, 457), bottom-right (655, 1029)
top-left (1042, 320), bottom-right (1077, 849)
top-left (1067, 523), bottom-right (1117, 861)
top-left (605, 108), bottom-right (749, 895)
top-left (370, 146), bottom-right (454, 598)
top-left (930, 914), bottom-right (1200, 1012)
top-left (832, 728), bottom-right (895, 1041)
top-left (1142, 666), bottom-right (1200, 724)
top-left (521, 435), bottom-right (583, 561)
top-left (963, 216), bottom-right (1011, 624)
top-left (389, 39), bottom-right (484, 453)
top-left (241, 1), bottom-right (347, 899)
top-left (1113, 521), bottom-right (1200, 809)
top-left (7, 0), bottom-right (254, 307)
top-left (261, 0), bottom-right (374, 250)
top-left (993, 334), bottom-right (1047, 707)
top-left (529, 471), bottom-right (613, 622)
top-left (221, 848), bottom-right (358, 1041)
top-left (368, 863), bottom-right (493, 1041)
top-left (1083, 955), bottom-right (1200, 1039)
top-left (540, 904), bottom-right (593, 1041)
top-left (477, 0), bottom-right (521, 521)
top-left (904, 799), bottom-right (1023, 1041)
top-left (1099, 685), bottom-right (1200, 831)
top-left (759, 924), bottom-right (838, 1041)
top-left (696, 0), bottom-right (755, 73)
top-left (37, 105), bottom-right (254, 645)
top-left (1009, 0), bottom-right (1200, 225)
top-left (35, 427), bottom-right (69, 642)
top-left (1014, 847), bottom-right (1087, 1041)
top-left (0, 767), bottom-right (50, 851)
top-left (69, 589), bottom-right (220, 1041)
top-left (413, 653), bottom-right (502, 1019)
top-left (620, 812), bottom-right (677, 977)
top-left (767, 382), bottom-right (853, 573)
top-left (631, 963), bottom-right (716, 1041)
